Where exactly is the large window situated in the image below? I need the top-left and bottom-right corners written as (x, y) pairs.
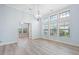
top-left (59, 10), bottom-right (70, 37)
top-left (42, 10), bottom-right (70, 39)
top-left (60, 11), bottom-right (70, 18)
top-left (43, 17), bottom-right (49, 36)
top-left (50, 15), bottom-right (58, 36)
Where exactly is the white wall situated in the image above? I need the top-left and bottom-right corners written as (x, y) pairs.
top-left (0, 5), bottom-right (40, 43)
top-left (22, 14), bottom-right (41, 39)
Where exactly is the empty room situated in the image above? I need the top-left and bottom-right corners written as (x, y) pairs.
top-left (0, 4), bottom-right (79, 55)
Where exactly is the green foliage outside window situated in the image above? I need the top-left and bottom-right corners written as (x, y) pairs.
top-left (18, 28), bottom-right (22, 33)
top-left (23, 28), bottom-right (27, 33)
top-left (59, 29), bottom-right (70, 37)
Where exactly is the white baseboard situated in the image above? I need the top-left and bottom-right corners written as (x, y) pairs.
top-left (32, 36), bottom-right (41, 40)
top-left (0, 41), bottom-right (17, 46)
top-left (51, 39), bottom-right (79, 47)
top-left (41, 37), bottom-right (79, 47)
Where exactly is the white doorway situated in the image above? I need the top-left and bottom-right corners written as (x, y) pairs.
top-left (17, 23), bottom-right (32, 48)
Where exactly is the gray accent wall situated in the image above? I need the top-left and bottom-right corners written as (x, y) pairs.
top-left (70, 5), bottom-right (79, 43)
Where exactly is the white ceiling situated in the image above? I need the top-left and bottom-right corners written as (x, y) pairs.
top-left (5, 4), bottom-right (70, 18)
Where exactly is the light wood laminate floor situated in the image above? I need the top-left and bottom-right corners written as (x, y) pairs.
top-left (0, 38), bottom-right (79, 55)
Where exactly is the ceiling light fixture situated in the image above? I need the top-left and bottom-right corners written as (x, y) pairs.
top-left (24, 5), bottom-right (41, 21)
top-left (35, 5), bottom-right (41, 21)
